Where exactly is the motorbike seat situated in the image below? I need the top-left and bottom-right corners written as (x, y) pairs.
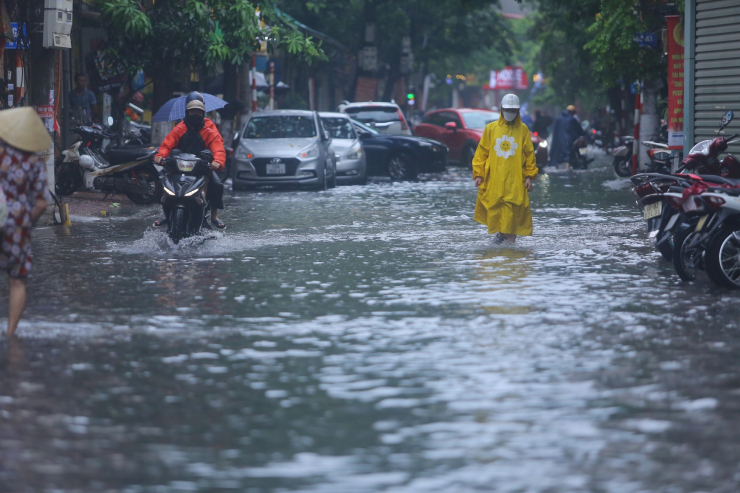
top-left (697, 174), bottom-right (740, 186)
top-left (107, 145), bottom-right (157, 165)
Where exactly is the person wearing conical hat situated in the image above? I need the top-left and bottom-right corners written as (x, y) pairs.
top-left (472, 94), bottom-right (538, 244)
top-left (0, 107), bottom-right (52, 337)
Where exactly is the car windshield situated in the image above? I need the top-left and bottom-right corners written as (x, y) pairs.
top-left (244, 116), bottom-right (317, 139)
top-left (351, 120), bottom-right (379, 135)
top-left (321, 117), bottom-right (356, 139)
top-left (345, 106), bottom-right (400, 124)
top-left (461, 112), bottom-right (498, 129)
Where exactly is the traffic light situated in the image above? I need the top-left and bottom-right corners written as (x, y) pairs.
top-left (407, 92), bottom-right (415, 106)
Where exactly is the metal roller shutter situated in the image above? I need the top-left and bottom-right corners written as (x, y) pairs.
top-left (694, 0), bottom-right (740, 154)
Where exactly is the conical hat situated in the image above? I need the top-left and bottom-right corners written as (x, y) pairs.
top-left (0, 107), bottom-right (53, 153)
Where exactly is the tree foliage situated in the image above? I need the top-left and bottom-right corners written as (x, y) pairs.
top-left (95, 0), bottom-right (326, 102)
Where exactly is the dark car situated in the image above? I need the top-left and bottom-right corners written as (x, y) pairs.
top-left (414, 108), bottom-right (548, 167)
top-left (352, 120), bottom-right (447, 181)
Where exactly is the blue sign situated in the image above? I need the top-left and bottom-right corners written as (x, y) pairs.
top-left (634, 32), bottom-right (658, 48)
top-left (6, 23), bottom-right (27, 50)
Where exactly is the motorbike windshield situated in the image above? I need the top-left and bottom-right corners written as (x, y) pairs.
top-left (176, 154), bottom-right (199, 172)
top-left (689, 140), bottom-right (711, 156)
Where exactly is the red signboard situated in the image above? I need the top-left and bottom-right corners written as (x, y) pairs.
top-left (487, 66), bottom-right (529, 91)
top-left (36, 105), bottom-right (54, 119)
top-left (666, 15), bottom-right (684, 149)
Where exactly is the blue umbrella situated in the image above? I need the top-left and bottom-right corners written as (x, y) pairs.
top-left (152, 93), bottom-right (228, 122)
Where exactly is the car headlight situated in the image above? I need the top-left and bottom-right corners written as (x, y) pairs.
top-left (538, 140), bottom-right (548, 148)
top-left (235, 143), bottom-right (254, 160)
top-left (346, 144), bottom-right (362, 160)
top-left (417, 141), bottom-right (433, 147)
top-left (298, 144), bottom-right (320, 158)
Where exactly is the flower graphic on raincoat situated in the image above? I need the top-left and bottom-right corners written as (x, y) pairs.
top-left (494, 135), bottom-right (518, 159)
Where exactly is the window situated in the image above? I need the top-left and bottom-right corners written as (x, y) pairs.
top-left (321, 117), bottom-right (356, 139)
top-left (245, 116), bottom-right (317, 139)
top-left (423, 112), bottom-right (447, 127)
top-left (438, 112), bottom-right (462, 128)
top-left (461, 112), bottom-right (498, 129)
top-left (344, 106), bottom-right (401, 124)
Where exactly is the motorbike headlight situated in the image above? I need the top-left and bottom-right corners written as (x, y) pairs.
top-left (235, 143), bottom-right (254, 160)
top-left (164, 185), bottom-right (175, 196)
top-left (346, 144), bottom-right (363, 160)
top-left (298, 144), bottom-right (320, 158)
top-left (538, 141), bottom-right (548, 148)
top-left (184, 188), bottom-right (200, 197)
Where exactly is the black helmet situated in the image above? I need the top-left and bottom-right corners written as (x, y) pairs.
top-left (185, 91), bottom-right (205, 112)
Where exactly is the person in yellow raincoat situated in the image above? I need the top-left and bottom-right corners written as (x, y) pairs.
top-left (473, 94), bottom-right (538, 244)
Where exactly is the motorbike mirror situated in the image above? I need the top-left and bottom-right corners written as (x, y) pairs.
top-left (107, 116), bottom-right (114, 126)
top-left (445, 122), bottom-right (457, 131)
top-left (720, 111), bottom-right (733, 131)
top-left (199, 149), bottom-right (214, 162)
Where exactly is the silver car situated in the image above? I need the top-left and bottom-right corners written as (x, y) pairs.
top-left (342, 102), bottom-right (412, 136)
top-left (320, 112), bottom-right (367, 185)
top-left (231, 110), bottom-right (337, 191)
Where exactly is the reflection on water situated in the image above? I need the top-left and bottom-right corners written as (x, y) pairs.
top-left (1, 165), bottom-right (740, 492)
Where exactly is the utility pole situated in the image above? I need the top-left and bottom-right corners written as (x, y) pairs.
top-left (28, 0), bottom-right (59, 197)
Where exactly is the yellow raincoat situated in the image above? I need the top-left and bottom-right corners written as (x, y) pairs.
top-left (472, 113), bottom-right (538, 236)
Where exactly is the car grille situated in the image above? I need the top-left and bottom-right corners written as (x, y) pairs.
top-left (252, 158), bottom-right (301, 177)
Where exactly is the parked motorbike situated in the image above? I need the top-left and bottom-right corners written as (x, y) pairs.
top-left (56, 117), bottom-right (162, 205)
top-left (613, 136), bottom-right (635, 177)
top-left (641, 110), bottom-right (740, 284)
top-left (160, 149), bottom-right (215, 244)
top-left (642, 140), bottom-right (674, 175)
top-left (570, 136), bottom-right (593, 170)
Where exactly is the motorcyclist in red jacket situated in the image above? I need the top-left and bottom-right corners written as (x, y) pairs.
top-left (153, 92), bottom-right (226, 229)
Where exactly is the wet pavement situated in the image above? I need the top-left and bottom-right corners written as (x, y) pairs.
top-left (2, 156), bottom-right (740, 492)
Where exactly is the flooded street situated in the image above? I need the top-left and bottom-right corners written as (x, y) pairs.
top-left (2, 160), bottom-right (740, 492)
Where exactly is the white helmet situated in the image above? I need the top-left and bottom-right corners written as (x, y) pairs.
top-left (501, 94), bottom-right (520, 109)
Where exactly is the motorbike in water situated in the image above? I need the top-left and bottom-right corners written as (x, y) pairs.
top-left (657, 111), bottom-right (740, 282)
top-left (160, 149), bottom-right (216, 245)
top-left (613, 135), bottom-right (635, 177)
top-left (56, 117), bottom-right (162, 205)
top-left (570, 135), bottom-right (593, 170)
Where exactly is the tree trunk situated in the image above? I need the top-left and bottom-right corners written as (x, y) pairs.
top-left (218, 61), bottom-right (242, 144)
top-left (150, 58), bottom-right (175, 144)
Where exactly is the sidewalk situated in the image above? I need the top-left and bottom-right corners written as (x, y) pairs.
top-left (50, 190), bottom-right (156, 223)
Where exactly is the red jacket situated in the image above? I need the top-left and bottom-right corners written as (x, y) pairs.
top-left (156, 118), bottom-right (226, 170)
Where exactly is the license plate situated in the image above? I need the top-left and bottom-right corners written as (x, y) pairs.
top-left (664, 213), bottom-right (679, 232)
top-left (266, 163), bottom-right (286, 175)
top-left (643, 201), bottom-right (662, 220)
top-left (578, 147), bottom-right (588, 156)
top-left (695, 215), bottom-right (709, 232)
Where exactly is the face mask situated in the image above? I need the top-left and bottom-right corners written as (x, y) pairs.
top-left (503, 110), bottom-right (518, 122)
top-left (185, 113), bottom-right (204, 128)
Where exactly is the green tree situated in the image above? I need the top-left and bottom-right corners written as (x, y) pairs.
top-left (95, 0), bottom-right (325, 124)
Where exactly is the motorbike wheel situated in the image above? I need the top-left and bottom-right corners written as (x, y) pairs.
top-left (55, 162), bottom-right (81, 196)
top-left (170, 208), bottom-right (187, 245)
top-left (704, 226), bottom-right (740, 289)
top-left (672, 222), bottom-right (702, 282)
top-left (388, 153), bottom-right (418, 181)
top-left (613, 157), bottom-right (632, 177)
top-left (126, 168), bottom-right (163, 205)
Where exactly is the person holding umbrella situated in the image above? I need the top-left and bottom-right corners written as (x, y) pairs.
top-left (153, 92), bottom-right (227, 229)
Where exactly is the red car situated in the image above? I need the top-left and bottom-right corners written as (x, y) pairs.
top-left (414, 108), bottom-right (548, 166)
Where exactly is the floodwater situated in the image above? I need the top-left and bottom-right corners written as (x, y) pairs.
top-left (2, 158), bottom-right (740, 492)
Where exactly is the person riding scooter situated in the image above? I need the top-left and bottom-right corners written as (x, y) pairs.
top-left (153, 92), bottom-right (226, 230)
